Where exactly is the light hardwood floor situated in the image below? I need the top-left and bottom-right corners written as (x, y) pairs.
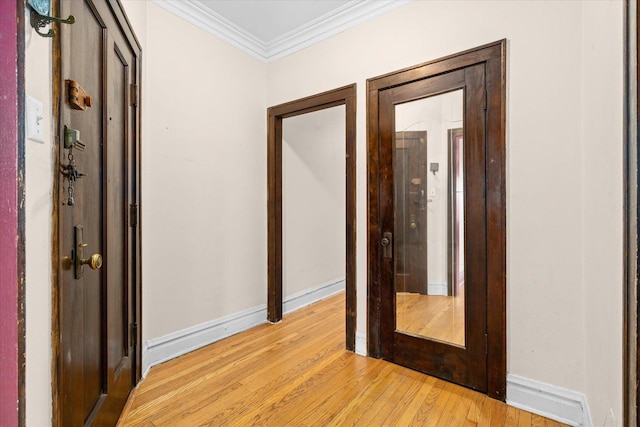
top-left (118, 293), bottom-right (566, 426)
top-left (396, 292), bottom-right (465, 346)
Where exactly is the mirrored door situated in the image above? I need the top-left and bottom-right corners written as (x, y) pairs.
top-left (379, 64), bottom-right (488, 391)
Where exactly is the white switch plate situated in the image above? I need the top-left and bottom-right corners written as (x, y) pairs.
top-left (26, 95), bottom-right (45, 143)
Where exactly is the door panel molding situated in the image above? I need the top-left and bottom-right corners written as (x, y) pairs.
top-left (52, 0), bottom-right (142, 424)
top-left (367, 40), bottom-right (506, 400)
top-left (267, 84), bottom-right (357, 351)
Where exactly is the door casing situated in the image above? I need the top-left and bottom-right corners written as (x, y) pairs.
top-left (267, 84), bottom-right (357, 351)
top-left (367, 40), bottom-right (507, 400)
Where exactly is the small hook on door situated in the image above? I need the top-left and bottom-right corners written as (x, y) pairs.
top-left (28, 4), bottom-right (75, 38)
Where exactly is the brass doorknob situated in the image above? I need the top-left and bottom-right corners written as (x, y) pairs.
top-left (81, 253), bottom-right (102, 270)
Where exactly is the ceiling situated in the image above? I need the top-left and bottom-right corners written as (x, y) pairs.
top-left (152, 0), bottom-right (411, 62)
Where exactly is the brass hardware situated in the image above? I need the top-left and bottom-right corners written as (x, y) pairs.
top-left (68, 80), bottom-right (92, 111)
top-left (62, 126), bottom-right (87, 206)
top-left (129, 204), bottom-right (139, 228)
top-left (81, 253), bottom-right (103, 270)
top-left (61, 256), bottom-right (73, 270)
top-left (74, 225), bottom-right (102, 279)
top-left (130, 84), bottom-right (138, 107)
top-left (28, 4), bottom-right (75, 38)
top-left (381, 232), bottom-right (392, 259)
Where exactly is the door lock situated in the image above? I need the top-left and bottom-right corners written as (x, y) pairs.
top-left (74, 225), bottom-right (102, 279)
top-left (381, 232), bottom-right (393, 259)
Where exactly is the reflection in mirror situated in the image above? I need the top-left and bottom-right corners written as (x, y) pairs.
top-left (394, 90), bottom-right (465, 346)
top-left (282, 106), bottom-right (346, 302)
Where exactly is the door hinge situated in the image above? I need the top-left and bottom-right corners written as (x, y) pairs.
top-left (483, 89), bottom-right (488, 111)
top-left (130, 322), bottom-right (138, 347)
top-left (129, 203), bottom-right (139, 228)
top-left (130, 83), bottom-right (138, 107)
top-left (485, 333), bottom-right (489, 355)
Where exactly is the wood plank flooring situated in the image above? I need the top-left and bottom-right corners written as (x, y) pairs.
top-left (117, 293), bottom-right (566, 426)
top-left (396, 292), bottom-right (465, 346)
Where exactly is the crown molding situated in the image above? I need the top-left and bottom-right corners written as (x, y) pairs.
top-left (150, 0), bottom-right (412, 62)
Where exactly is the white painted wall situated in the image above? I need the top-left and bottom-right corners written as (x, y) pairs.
top-left (139, 3), bottom-right (268, 340)
top-left (282, 106), bottom-right (346, 298)
top-left (266, 1), bottom-right (623, 424)
top-left (22, 1), bottom-right (624, 425)
top-left (24, 13), bottom-right (53, 427)
top-left (581, 2), bottom-right (624, 425)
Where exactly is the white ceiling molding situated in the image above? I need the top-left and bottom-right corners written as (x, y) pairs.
top-left (150, 0), bottom-right (269, 60)
top-left (150, 0), bottom-right (412, 62)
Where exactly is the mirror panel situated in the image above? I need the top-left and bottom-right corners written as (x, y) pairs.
top-left (394, 89), bottom-right (465, 346)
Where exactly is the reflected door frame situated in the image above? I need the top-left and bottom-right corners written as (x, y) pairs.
top-left (448, 128), bottom-right (464, 297)
top-left (267, 84), bottom-right (357, 351)
top-left (367, 40), bottom-right (506, 400)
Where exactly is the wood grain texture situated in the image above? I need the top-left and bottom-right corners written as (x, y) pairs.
top-left (396, 292), bottom-right (465, 346)
top-left (118, 293), bottom-right (565, 427)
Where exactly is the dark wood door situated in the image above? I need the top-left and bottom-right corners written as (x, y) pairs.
top-left (394, 131), bottom-right (428, 294)
top-left (378, 64), bottom-right (488, 392)
top-left (57, 0), bottom-right (140, 425)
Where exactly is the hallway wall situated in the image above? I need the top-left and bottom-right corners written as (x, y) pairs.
top-left (24, 16), bottom-right (53, 427)
top-left (266, 1), bottom-right (623, 425)
top-left (131, 3), bottom-right (268, 341)
top-left (22, 1), bottom-right (623, 425)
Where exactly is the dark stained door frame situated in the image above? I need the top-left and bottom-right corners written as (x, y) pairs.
top-left (267, 84), bottom-right (357, 351)
top-left (52, 0), bottom-right (142, 424)
top-left (0, 1), bottom-right (26, 425)
top-left (448, 128), bottom-right (464, 297)
top-left (367, 40), bottom-right (507, 400)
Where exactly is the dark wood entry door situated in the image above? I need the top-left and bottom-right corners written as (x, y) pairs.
top-left (394, 131), bottom-right (428, 295)
top-left (368, 42), bottom-right (507, 399)
top-left (56, 0), bottom-right (141, 425)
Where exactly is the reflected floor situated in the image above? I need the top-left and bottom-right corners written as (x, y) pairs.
top-left (396, 291), bottom-right (465, 346)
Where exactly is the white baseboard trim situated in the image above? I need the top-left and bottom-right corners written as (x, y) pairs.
top-left (507, 374), bottom-right (592, 427)
top-left (142, 302), bottom-right (267, 378)
top-left (427, 282), bottom-right (448, 296)
top-left (283, 277), bottom-right (345, 315)
top-left (355, 331), bottom-right (367, 356)
top-left (142, 278), bottom-right (346, 377)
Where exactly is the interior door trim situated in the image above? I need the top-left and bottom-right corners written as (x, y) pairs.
top-left (366, 40), bottom-right (507, 400)
top-left (267, 84), bottom-right (357, 351)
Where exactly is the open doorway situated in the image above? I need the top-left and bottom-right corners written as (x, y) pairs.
top-left (267, 85), bottom-right (356, 351)
top-left (282, 106), bottom-right (346, 313)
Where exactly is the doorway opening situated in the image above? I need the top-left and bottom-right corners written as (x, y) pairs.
top-left (267, 84), bottom-right (356, 351)
top-left (282, 106), bottom-right (346, 314)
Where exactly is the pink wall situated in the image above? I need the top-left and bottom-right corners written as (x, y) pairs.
top-left (0, 0), bottom-right (23, 425)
